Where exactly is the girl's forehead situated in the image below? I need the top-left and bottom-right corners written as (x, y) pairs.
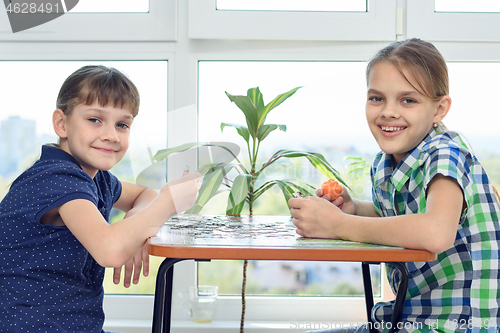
top-left (368, 62), bottom-right (423, 93)
top-left (370, 62), bottom-right (408, 78)
top-left (75, 102), bottom-right (135, 118)
top-left (368, 62), bottom-right (406, 84)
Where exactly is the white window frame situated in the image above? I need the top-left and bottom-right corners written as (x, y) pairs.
top-left (0, 0), bottom-right (176, 41)
top-left (407, 0), bottom-right (500, 42)
top-left (188, 0), bottom-right (397, 41)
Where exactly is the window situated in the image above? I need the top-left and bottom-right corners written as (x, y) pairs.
top-left (71, 0), bottom-right (149, 13)
top-left (216, 0), bottom-right (367, 12)
top-left (0, 60), bottom-right (168, 297)
top-left (0, 0), bottom-right (176, 41)
top-left (407, 0), bottom-right (500, 41)
top-left (0, 61), bottom-right (167, 182)
top-left (197, 60), bottom-right (379, 298)
top-left (188, 0), bottom-right (396, 41)
top-left (435, 0), bottom-right (500, 13)
top-left (192, 58), bottom-right (500, 324)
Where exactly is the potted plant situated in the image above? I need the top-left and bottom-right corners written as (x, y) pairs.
top-left (154, 86), bottom-right (348, 332)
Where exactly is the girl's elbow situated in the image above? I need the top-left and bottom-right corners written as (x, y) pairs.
top-left (96, 256), bottom-right (128, 268)
top-left (92, 241), bottom-right (131, 268)
top-left (94, 253), bottom-right (130, 268)
top-left (420, 215), bottom-right (458, 254)
top-left (424, 229), bottom-right (456, 254)
top-left (425, 238), bottom-right (454, 254)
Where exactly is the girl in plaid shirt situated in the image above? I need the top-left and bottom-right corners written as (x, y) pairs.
top-left (290, 38), bottom-right (500, 332)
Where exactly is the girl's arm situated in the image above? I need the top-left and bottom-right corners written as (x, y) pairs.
top-left (58, 172), bottom-right (201, 268)
top-left (290, 174), bottom-right (463, 253)
top-left (351, 199), bottom-right (380, 217)
top-left (114, 181), bottom-right (160, 215)
top-left (110, 181), bottom-right (160, 287)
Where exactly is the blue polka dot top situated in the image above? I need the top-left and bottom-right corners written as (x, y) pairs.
top-left (0, 145), bottom-right (122, 332)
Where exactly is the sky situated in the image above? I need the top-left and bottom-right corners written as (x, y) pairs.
top-left (0, 61), bottom-right (167, 143)
top-left (0, 61), bottom-right (167, 179)
top-left (198, 61), bottom-right (500, 155)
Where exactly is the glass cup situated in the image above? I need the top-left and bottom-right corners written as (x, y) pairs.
top-left (187, 286), bottom-right (218, 323)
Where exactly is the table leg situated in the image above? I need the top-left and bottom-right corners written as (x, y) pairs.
top-left (361, 262), bottom-right (375, 333)
top-left (387, 262), bottom-right (408, 333)
top-left (152, 258), bottom-right (185, 333)
top-left (362, 262), bottom-right (409, 333)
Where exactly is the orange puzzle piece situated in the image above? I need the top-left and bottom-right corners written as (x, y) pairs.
top-left (321, 179), bottom-right (342, 200)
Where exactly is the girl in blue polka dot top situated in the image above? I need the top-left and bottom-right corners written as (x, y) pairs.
top-left (0, 65), bottom-right (201, 332)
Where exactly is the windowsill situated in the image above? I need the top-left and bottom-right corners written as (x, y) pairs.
top-left (174, 320), bottom-right (306, 331)
top-left (104, 320), bottom-right (356, 332)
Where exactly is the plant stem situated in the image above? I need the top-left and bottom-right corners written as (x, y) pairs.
top-left (254, 141), bottom-right (261, 166)
top-left (240, 259), bottom-right (248, 333)
top-left (251, 138), bottom-right (258, 174)
top-left (241, 173), bottom-right (255, 332)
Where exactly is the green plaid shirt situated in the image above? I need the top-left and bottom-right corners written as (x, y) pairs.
top-left (370, 129), bottom-right (500, 333)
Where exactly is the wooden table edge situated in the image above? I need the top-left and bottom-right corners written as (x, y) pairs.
top-left (148, 242), bottom-right (437, 263)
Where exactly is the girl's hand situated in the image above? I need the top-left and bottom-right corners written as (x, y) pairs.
top-left (288, 196), bottom-right (345, 239)
top-left (316, 183), bottom-right (356, 216)
top-left (164, 172), bottom-right (202, 214)
top-left (113, 241), bottom-right (149, 288)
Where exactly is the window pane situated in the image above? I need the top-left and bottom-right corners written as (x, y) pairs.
top-left (70, 0), bottom-right (149, 13)
top-left (216, 0), bottom-right (367, 12)
top-left (197, 60), bottom-right (500, 297)
top-left (435, 0), bottom-right (500, 13)
top-left (198, 61), bottom-right (377, 296)
top-left (199, 260), bottom-right (381, 297)
top-left (0, 60), bottom-right (167, 295)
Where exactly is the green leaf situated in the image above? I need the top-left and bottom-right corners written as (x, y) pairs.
top-left (185, 163), bottom-right (236, 214)
top-left (266, 149), bottom-right (349, 189)
top-left (247, 87), bottom-right (264, 112)
top-left (257, 124), bottom-right (286, 142)
top-left (154, 142), bottom-right (201, 161)
top-left (305, 155), bottom-right (348, 188)
top-left (253, 179), bottom-right (316, 205)
top-left (226, 174), bottom-right (252, 215)
top-left (197, 163), bottom-right (217, 175)
top-left (197, 162), bottom-right (243, 175)
top-left (345, 156), bottom-right (370, 183)
top-left (347, 166), bottom-right (370, 175)
top-left (262, 158), bottom-right (296, 169)
top-left (345, 156), bottom-right (366, 162)
top-left (252, 181), bottom-right (278, 201)
top-left (285, 181), bottom-right (316, 198)
top-left (274, 180), bottom-right (296, 208)
top-left (346, 165), bottom-right (370, 184)
top-left (225, 92), bottom-right (259, 137)
top-left (346, 161), bottom-right (368, 166)
top-left (258, 86), bottom-right (301, 127)
top-left (221, 122), bottom-right (250, 144)
top-left (154, 142), bottom-right (243, 172)
top-left (185, 169), bottom-right (224, 214)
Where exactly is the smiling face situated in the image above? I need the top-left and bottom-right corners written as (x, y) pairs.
top-left (53, 102), bottom-right (134, 177)
top-left (365, 62), bottom-right (451, 164)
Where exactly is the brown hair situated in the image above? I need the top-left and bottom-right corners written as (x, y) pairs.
top-left (56, 65), bottom-right (140, 117)
top-left (366, 38), bottom-right (449, 102)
